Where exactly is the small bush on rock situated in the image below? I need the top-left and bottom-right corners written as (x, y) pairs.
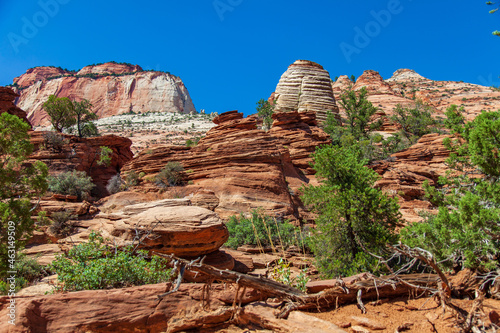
top-left (43, 131), bottom-right (68, 151)
top-left (49, 210), bottom-right (77, 237)
top-left (48, 170), bottom-right (95, 200)
top-left (106, 174), bottom-right (124, 194)
top-left (155, 162), bottom-right (184, 187)
top-left (50, 231), bottom-right (173, 291)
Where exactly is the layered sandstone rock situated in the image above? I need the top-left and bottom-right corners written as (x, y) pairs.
top-left (121, 110), bottom-right (330, 220)
top-left (372, 133), bottom-right (451, 222)
top-left (12, 62), bottom-right (196, 127)
top-left (0, 86), bottom-right (31, 127)
top-left (272, 60), bottom-right (340, 124)
top-left (29, 131), bottom-right (133, 196)
top-left (77, 203), bottom-right (229, 257)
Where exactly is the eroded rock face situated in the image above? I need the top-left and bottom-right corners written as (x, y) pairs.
top-left (12, 63), bottom-right (196, 127)
top-left (371, 133), bottom-right (451, 222)
top-left (272, 60), bottom-right (340, 124)
top-left (121, 110), bottom-right (330, 220)
top-left (28, 131), bottom-right (133, 196)
top-left (0, 86), bottom-right (31, 127)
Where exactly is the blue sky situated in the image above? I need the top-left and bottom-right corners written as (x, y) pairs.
top-left (1, 0), bottom-right (499, 116)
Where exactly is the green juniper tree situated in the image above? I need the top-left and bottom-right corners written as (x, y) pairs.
top-left (256, 99), bottom-right (275, 130)
top-left (401, 106), bottom-right (500, 271)
top-left (301, 144), bottom-right (402, 277)
top-left (0, 113), bottom-right (48, 274)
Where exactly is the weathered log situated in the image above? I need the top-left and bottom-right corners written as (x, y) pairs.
top-left (155, 253), bottom-right (439, 318)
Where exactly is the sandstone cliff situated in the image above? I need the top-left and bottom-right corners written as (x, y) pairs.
top-left (11, 62), bottom-right (196, 127)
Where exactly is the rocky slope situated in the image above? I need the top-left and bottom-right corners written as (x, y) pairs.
top-left (11, 62), bottom-right (196, 127)
top-left (332, 68), bottom-right (500, 125)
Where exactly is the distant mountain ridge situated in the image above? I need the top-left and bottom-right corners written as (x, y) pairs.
top-left (10, 62), bottom-right (196, 127)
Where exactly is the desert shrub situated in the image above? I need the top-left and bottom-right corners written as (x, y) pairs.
top-left (97, 146), bottom-right (113, 166)
top-left (225, 209), bottom-right (303, 250)
top-left (49, 210), bottom-right (77, 237)
top-left (390, 100), bottom-right (440, 144)
top-left (106, 174), bottom-right (124, 194)
top-left (155, 162), bottom-right (184, 187)
top-left (43, 131), bottom-right (68, 151)
top-left (0, 253), bottom-right (46, 295)
top-left (124, 171), bottom-right (140, 187)
top-left (50, 231), bottom-right (173, 291)
top-left (48, 170), bottom-right (95, 200)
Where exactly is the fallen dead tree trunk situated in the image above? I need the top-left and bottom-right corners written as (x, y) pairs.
top-left (155, 253), bottom-right (439, 319)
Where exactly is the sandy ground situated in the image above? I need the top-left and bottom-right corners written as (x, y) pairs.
top-left (304, 296), bottom-right (500, 332)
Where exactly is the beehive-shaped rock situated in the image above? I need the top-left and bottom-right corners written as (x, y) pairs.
top-left (272, 60), bottom-right (339, 125)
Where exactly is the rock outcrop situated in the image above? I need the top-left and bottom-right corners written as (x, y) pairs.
top-left (121, 110), bottom-right (330, 220)
top-left (12, 62), bottom-right (196, 127)
top-left (272, 60), bottom-right (340, 124)
top-left (29, 131), bottom-right (133, 196)
top-left (59, 199), bottom-right (229, 257)
top-left (0, 86), bottom-right (31, 127)
top-left (371, 133), bottom-right (451, 222)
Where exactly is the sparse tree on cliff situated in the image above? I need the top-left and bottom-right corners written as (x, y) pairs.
top-left (43, 95), bottom-right (98, 137)
top-left (0, 113), bottom-right (48, 274)
top-left (42, 95), bottom-right (76, 132)
top-left (256, 99), bottom-right (274, 130)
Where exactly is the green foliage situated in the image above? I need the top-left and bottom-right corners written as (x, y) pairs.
top-left (401, 107), bottom-right (500, 271)
top-left (0, 113), bottom-right (48, 274)
top-left (269, 258), bottom-right (309, 292)
top-left (43, 95), bottom-right (76, 132)
top-left (301, 144), bottom-right (401, 277)
top-left (97, 146), bottom-right (113, 167)
top-left (390, 100), bottom-right (440, 144)
top-left (50, 231), bottom-right (173, 291)
top-left (256, 99), bottom-right (275, 130)
top-left (43, 95), bottom-right (98, 137)
top-left (0, 253), bottom-right (46, 294)
top-left (487, 1), bottom-right (500, 36)
top-left (225, 209), bottom-right (304, 250)
top-left (186, 136), bottom-right (202, 148)
top-left (336, 87), bottom-right (382, 142)
top-left (155, 162), bottom-right (184, 187)
top-left (48, 170), bottom-right (95, 201)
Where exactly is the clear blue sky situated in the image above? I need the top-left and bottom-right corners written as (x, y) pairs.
top-left (1, 0), bottom-right (499, 116)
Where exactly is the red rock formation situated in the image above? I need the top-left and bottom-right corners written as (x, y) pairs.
top-left (121, 110), bottom-right (330, 220)
top-left (13, 66), bottom-right (68, 87)
top-left (12, 62), bottom-right (196, 127)
top-left (0, 86), bottom-right (31, 127)
top-left (371, 133), bottom-right (451, 222)
top-left (29, 131), bottom-right (133, 196)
